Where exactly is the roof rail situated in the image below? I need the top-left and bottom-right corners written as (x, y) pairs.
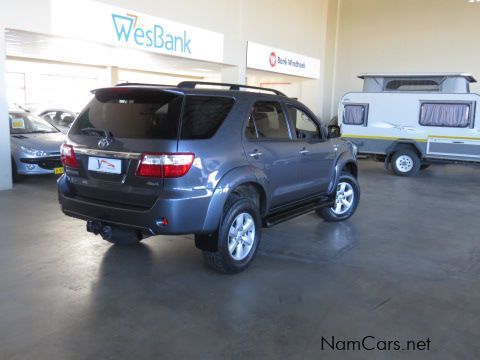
top-left (177, 81), bottom-right (286, 96)
top-left (115, 82), bottom-right (174, 87)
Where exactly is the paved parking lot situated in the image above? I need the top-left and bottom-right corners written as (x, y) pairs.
top-left (0, 160), bottom-right (479, 359)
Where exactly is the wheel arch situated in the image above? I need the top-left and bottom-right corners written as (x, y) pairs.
top-left (329, 151), bottom-right (358, 195)
top-left (384, 140), bottom-right (423, 168)
top-left (201, 166), bottom-right (270, 233)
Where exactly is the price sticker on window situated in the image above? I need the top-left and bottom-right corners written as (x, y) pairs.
top-left (11, 118), bottom-right (25, 129)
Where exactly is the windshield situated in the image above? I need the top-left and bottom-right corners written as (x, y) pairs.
top-left (10, 113), bottom-right (59, 134)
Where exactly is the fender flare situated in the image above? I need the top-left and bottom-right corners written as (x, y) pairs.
top-left (328, 151), bottom-right (358, 195)
top-left (201, 166), bottom-right (270, 233)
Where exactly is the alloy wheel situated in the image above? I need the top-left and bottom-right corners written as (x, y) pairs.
top-left (332, 182), bottom-right (355, 215)
top-left (228, 212), bottom-right (255, 261)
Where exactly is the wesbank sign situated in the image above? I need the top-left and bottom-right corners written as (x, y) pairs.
top-left (111, 13), bottom-right (191, 54)
top-left (50, 0), bottom-right (224, 63)
top-left (247, 42), bottom-right (320, 79)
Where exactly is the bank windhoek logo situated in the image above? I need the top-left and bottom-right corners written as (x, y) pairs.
top-left (269, 51), bottom-right (277, 67)
top-left (111, 12), bottom-right (192, 54)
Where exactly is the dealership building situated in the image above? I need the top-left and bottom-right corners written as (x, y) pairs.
top-left (2, 0), bottom-right (480, 189)
top-left (0, 1), bottom-right (480, 358)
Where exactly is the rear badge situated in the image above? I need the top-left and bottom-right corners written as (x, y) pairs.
top-left (98, 136), bottom-right (113, 149)
top-left (146, 181), bottom-right (161, 187)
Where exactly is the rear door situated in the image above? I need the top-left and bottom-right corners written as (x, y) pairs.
top-left (66, 88), bottom-right (183, 209)
top-left (242, 101), bottom-right (301, 207)
top-left (285, 103), bottom-right (335, 196)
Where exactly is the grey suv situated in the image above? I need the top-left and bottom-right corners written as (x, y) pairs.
top-left (58, 82), bottom-right (359, 273)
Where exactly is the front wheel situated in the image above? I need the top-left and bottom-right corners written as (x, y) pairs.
top-left (317, 173), bottom-right (360, 222)
top-left (202, 196), bottom-right (261, 274)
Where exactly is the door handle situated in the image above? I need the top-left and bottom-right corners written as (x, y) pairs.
top-left (249, 150), bottom-right (263, 158)
top-left (299, 149), bottom-right (310, 155)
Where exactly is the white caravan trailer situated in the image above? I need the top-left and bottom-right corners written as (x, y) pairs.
top-left (339, 73), bottom-right (480, 176)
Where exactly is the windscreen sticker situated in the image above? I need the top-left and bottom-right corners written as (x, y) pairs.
top-left (11, 118), bottom-right (25, 129)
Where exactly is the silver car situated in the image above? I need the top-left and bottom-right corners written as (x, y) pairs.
top-left (10, 111), bottom-right (65, 180)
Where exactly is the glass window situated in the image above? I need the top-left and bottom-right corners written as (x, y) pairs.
top-left (419, 103), bottom-right (471, 128)
top-left (287, 106), bottom-right (321, 139)
top-left (249, 102), bottom-right (290, 140)
top-left (385, 79), bottom-right (440, 92)
top-left (9, 113), bottom-right (59, 134)
top-left (180, 96), bottom-right (234, 139)
top-left (343, 104), bottom-right (368, 125)
top-left (70, 89), bottom-right (183, 139)
top-left (245, 116), bottom-right (257, 139)
top-left (60, 112), bottom-right (76, 126)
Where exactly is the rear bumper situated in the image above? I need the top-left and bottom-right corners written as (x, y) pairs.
top-left (57, 175), bottom-right (213, 235)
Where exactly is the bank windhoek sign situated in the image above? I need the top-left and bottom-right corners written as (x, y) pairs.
top-left (50, 0), bottom-right (224, 63)
top-left (247, 42), bottom-right (320, 79)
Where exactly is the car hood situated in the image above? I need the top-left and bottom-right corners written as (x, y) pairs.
top-left (11, 132), bottom-right (65, 155)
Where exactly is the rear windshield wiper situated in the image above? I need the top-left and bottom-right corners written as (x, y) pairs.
top-left (80, 127), bottom-right (114, 138)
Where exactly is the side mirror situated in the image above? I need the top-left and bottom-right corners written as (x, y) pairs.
top-left (327, 125), bottom-right (341, 138)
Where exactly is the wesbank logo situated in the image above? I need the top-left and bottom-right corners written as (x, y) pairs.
top-left (111, 13), bottom-right (192, 54)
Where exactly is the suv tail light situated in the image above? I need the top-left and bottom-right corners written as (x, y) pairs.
top-left (136, 153), bottom-right (195, 178)
top-left (61, 144), bottom-right (79, 168)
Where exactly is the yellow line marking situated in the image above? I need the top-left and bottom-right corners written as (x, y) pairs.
top-left (342, 135), bottom-right (427, 142)
top-left (427, 135), bottom-right (480, 141)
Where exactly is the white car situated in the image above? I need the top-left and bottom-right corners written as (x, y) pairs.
top-left (38, 108), bottom-right (78, 134)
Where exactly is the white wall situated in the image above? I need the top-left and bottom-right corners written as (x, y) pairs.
top-left (0, 0), bottom-right (332, 190)
top-left (0, 0), bottom-right (330, 112)
top-left (329, 0), bottom-right (480, 118)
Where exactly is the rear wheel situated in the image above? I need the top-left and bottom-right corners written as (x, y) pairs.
top-left (391, 149), bottom-right (420, 177)
top-left (317, 173), bottom-right (360, 222)
top-left (202, 195), bottom-right (261, 274)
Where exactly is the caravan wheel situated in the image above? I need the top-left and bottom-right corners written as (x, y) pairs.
top-left (391, 149), bottom-right (420, 177)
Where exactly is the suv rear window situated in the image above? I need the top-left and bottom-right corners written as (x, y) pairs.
top-left (70, 90), bottom-right (234, 140)
top-left (180, 96), bottom-right (234, 139)
top-left (70, 89), bottom-right (182, 139)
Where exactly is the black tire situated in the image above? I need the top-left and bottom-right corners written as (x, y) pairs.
top-left (316, 173), bottom-right (360, 222)
top-left (202, 195), bottom-right (261, 274)
top-left (420, 164), bottom-right (430, 170)
top-left (390, 149), bottom-right (421, 177)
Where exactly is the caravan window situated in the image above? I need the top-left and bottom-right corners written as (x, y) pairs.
top-left (343, 104), bottom-right (368, 126)
top-left (385, 79), bottom-right (440, 92)
top-left (419, 102), bottom-right (472, 128)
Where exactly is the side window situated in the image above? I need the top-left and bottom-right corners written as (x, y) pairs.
top-left (245, 116), bottom-right (257, 139)
top-left (42, 111), bottom-right (57, 124)
top-left (287, 105), bottom-right (321, 139)
top-left (181, 96), bottom-right (235, 139)
top-left (247, 101), bottom-right (290, 140)
top-left (419, 102), bottom-right (472, 128)
top-left (385, 79), bottom-right (440, 92)
top-left (60, 112), bottom-right (76, 126)
top-left (343, 104), bottom-right (368, 126)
